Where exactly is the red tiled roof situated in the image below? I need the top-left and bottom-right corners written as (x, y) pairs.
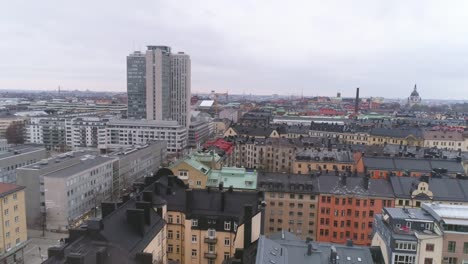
top-left (0, 183), bottom-right (24, 198)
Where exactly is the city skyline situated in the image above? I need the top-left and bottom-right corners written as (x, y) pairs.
top-left (2, 1), bottom-right (468, 99)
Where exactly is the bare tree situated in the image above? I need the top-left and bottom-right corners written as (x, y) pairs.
top-left (5, 122), bottom-right (25, 144)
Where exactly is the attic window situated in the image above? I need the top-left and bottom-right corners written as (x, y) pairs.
top-left (201, 168), bottom-right (207, 173)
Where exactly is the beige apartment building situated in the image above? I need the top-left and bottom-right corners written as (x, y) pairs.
top-left (0, 183), bottom-right (27, 263)
top-left (157, 176), bottom-right (263, 264)
top-left (232, 137), bottom-right (299, 173)
top-left (258, 172), bottom-right (319, 241)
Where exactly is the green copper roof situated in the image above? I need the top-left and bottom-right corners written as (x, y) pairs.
top-left (207, 167), bottom-right (257, 190)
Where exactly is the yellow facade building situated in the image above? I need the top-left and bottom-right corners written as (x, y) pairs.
top-left (0, 183), bottom-right (27, 263)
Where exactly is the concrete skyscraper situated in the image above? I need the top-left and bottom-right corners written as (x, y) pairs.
top-left (170, 52), bottom-right (191, 128)
top-left (126, 51), bottom-right (147, 119)
top-left (127, 45), bottom-right (191, 128)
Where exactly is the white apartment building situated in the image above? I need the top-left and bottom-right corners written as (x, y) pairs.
top-left (65, 116), bottom-right (109, 150)
top-left (17, 151), bottom-right (118, 231)
top-left (99, 119), bottom-right (187, 153)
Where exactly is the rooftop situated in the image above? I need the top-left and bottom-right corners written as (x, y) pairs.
top-left (0, 144), bottom-right (45, 160)
top-left (0, 183), bottom-right (25, 198)
top-left (207, 167), bottom-right (257, 190)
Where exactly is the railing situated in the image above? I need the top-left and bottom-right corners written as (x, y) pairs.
top-left (204, 252), bottom-right (217, 259)
top-left (204, 237), bottom-right (217, 243)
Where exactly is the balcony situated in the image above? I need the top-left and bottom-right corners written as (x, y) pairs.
top-left (204, 237), bottom-right (217, 243)
top-left (204, 252), bottom-right (217, 259)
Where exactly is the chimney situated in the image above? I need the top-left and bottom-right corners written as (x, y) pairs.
top-left (355, 87), bottom-right (360, 115)
top-left (219, 182), bottom-right (224, 191)
top-left (186, 189), bottom-right (192, 212)
top-left (101, 202), bottom-right (117, 218)
top-left (362, 176), bottom-right (369, 190)
top-left (136, 201), bottom-right (151, 225)
top-left (66, 254), bottom-right (84, 264)
top-left (96, 247), bottom-right (107, 264)
top-left (228, 186), bottom-right (234, 192)
top-left (221, 191), bottom-right (225, 212)
top-left (243, 204), bottom-right (253, 248)
top-left (126, 209), bottom-right (145, 236)
top-left (142, 191), bottom-right (153, 204)
top-left (135, 252), bottom-right (153, 264)
top-left (87, 218), bottom-right (104, 232)
top-left (330, 246), bottom-right (338, 264)
top-left (340, 175), bottom-right (347, 186)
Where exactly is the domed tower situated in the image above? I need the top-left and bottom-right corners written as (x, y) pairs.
top-left (407, 84), bottom-right (421, 107)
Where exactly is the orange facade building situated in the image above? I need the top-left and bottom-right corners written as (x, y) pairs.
top-left (316, 175), bottom-right (394, 246)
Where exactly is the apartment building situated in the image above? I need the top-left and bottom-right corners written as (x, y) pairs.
top-left (232, 137), bottom-right (299, 173)
top-left (16, 151), bottom-right (118, 230)
top-left (26, 117), bottom-right (67, 151)
top-left (228, 231), bottom-right (378, 264)
top-left (391, 176), bottom-right (468, 208)
top-left (317, 175), bottom-right (394, 246)
top-left (258, 172), bottom-right (319, 240)
top-left (0, 144), bottom-right (47, 183)
top-left (153, 174), bottom-right (263, 264)
top-left (368, 128), bottom-right (423, 146)
top-left (423, 203), bottom-right (468, 264)
top-left (423, 130), bottom-right (465, 151)
top-left (188, 120), bottom-right (211, 148)
top-left (65, 116), bottom-right (109, 150)
top-left (109, 141), bottom-right (167, 199)
top-left (358, 156), bottom-right (465, 179)
top-left (170, 156), bottom-right (211, 188)
top-left (0, 183), bottom-right (27, 264)
top-left (224, 125), bottom-right (280, 139)
top-left (293, 149), bottom-right (355, 174)
top-left (100, 119), bottom-right (187, 153)
top-left (372, 207), bottom-right (442, 264)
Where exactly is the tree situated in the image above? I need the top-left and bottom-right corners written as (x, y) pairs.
top-left (5, 122), bottom-right (25, 144)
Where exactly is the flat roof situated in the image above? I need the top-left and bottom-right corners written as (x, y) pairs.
top-left (0, 145), bottom-right (45, 160)
top-left (43, 155), bottom-right (116, 178)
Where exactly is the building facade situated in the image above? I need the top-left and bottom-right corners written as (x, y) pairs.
top-left (0, 183), bottom-right (27, 264)
top-left (127, 51), bottom-right (147, 119)
top-left (100, 119), bottom-right (187, 153)
top-left (0, 145), bottom-right (47, 183)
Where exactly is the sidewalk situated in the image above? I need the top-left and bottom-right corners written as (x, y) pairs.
top-left (23, 229), bottom-right (68, 264)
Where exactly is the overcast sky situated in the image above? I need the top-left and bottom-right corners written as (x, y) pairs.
top-left (1, 0), bottom-right (468, 99)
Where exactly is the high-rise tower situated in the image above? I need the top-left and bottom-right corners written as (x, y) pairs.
top-left (126, 46), bottom-right (191, 128)
top-left (126, 51), bottom-right (147, 119)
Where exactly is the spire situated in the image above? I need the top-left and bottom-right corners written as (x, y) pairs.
top-left (414, 84), bottom-right (417, 91)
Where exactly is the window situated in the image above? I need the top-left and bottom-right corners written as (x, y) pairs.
top-left (208, 244), bottom-right (215, 252)
top-left (224, 252), bottom-right (230, 260)
top-left (196, 180), bottom-right (201, 186)
top-left (5, 232), bottom-right (9, 238)
top-left (191, 249), bottom-right (197, 257)
top-left (13, 193), bottom-right (17, 200)
top-left (393, 254), bottom-right (415, 264)
top-left (14, 216), bottom-right (19, 223)
top-left (445, 257), bottom-right (458, 264)
top-left (192, 219), bottom-right (198, 227)
top-left (224, 221), bottom-right (231, 231)
top-left (178, 170), bottom-right (188, 177)
top-left (191, 235), bottom-right (197, 243)
top-left (13, 205), bottom-right (18, 212)
top-left (464, 242), bottom-right (468, 254)
top-left (208, 229), bottom-right (216, 238)
top-left (448, 241), bottom-right (456, 253)
top-left (4, 209), bottom-right (8, 216)
top-left (224, 237), bottom-right (230, 246)
top-left (168, 230), bottom-right (173, 239)
top-left (5, 220), bottom-right (9, 227)
top-left (426, 243), bottom-right (434, 252)
top-left (168, 215), bottom-right (173, 223)
top-left (3, 198), bottom-right (7, 204)
top-left (424, 258), bottom-right (433, 264)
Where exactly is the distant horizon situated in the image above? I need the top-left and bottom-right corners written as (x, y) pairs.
top-left (1, 87), bottom-right (467, 102)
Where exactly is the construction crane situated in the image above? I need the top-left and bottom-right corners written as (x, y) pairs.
top-left (211, 90), bottom-right (229, 116)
